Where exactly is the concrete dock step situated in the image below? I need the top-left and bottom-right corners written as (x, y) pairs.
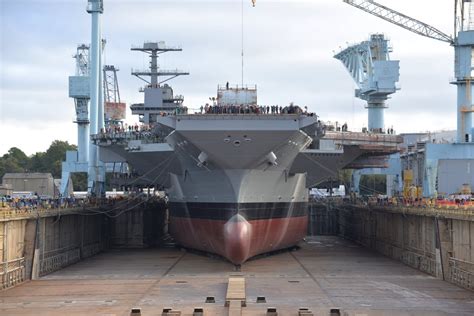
top-left (225, 277), bottom-right (246, 307)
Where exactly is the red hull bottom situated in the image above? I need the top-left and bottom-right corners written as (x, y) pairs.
top-left (169, 215), bottom-right (308, 264)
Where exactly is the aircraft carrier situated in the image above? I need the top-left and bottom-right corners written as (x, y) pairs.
top-left (1, 1), bottom-right (474, 315)
top-left (95, 42), bottom-right (401, 264)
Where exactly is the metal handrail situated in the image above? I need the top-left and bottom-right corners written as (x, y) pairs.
top-left (178, 113), bottom-right (301, 120)
top-left (91, 131), bottom-right (164, 144)
top-left (131, 68), bottom-right (188, 75)
top-left (0, 257), bottom-right (25, 275)
top-left (0, 207), bottom-right (83, 221)
top-left (324, 131), bottom-right (403, 144)
top-left (450, 257), bottom-right (474, 267)
top-left (217, 84), bottom-right (257, 90)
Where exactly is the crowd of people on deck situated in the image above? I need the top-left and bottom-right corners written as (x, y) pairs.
top-left (100, 124), bottom-right (153, 135)
top-left (92, 102), bottom-right (317, 141)
top-left (199, 103), bottom-right (311, 115)
top-left (175, 106), bottom-right (189, 115)
top-left (96, 124), bottom-right (156, 141)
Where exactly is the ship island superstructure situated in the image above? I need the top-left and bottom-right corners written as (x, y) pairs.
top-left (130, 42), bottom-right (189, 123)
top-left (94, 42), bottom-right (401, 264)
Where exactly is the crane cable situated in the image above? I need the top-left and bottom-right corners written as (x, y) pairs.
top-left (241, 0), bottom-right (256, 87)
top-left (241, 0), bottom-right (244, 87)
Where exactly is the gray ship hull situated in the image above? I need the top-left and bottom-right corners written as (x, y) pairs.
top-left (167, 168), bottom-right (308, 264)
top-left (162, 115), bottom-right (314, 263)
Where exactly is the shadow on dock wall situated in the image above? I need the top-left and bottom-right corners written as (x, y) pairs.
top-left (307, 202), bottom-right (339, 236)
top-left (107, 199), bottom-right (167, 248)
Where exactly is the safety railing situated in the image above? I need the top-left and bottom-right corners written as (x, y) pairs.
top-left (402, 250), bottom-right (436, 276)
top-left (81, 243), bottom-right (102, 259)
top-left (449, 257), bottom-right (474, 290)
top-left (0, 206), bottom-right (84, 221)
top-left (131, 68), bottom-right (188, 75)
top-left (380, 205), bottom-right (474, 219)
top-left (324, 130), bottom-right (403, 144)
top-left (342, 199), bottom-right (474, 218)
top-left (40, 248), bottom-right (81, 276)
top-left (0, 257), bottom-right (26, 290)
top-left (91, 131), bottom-right (164, 145)
top-left (180, 113), bottom-right (303, 120)
top-left (217, 83), bottom-right (257, 90)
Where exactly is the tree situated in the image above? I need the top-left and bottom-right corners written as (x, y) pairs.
top-left (43, 141), bottom-right (76, 175)
top-left (0, 141), bottom-right (77, 180)
top-left (71, 173), bottom-right (87, 191)
top-left (0, 156), bottom-right (23, 178)
top-left (339, 169), bottom-right (353, 193)
top-left (0, 147), bottom-right (29, 179)
top-left (6, 147), bottom-right (29, 169)
top-left (29, 152), bottom-right (46, 172)
top-left (360, 174), bottom-right (387, 196)
top-left (45, 141), bottom-right (76, 163)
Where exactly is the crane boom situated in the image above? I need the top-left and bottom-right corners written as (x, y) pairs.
top-left (343, 0), bottom-right (453, 44)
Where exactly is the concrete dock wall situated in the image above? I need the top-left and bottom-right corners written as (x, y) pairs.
top-left (0, 219), bottom-right (27, 289)
top-left (108, 199), bottom-right (167, 248)
top-left (1, 199), bottom-right (167, 290)
top-left (35, 214), bottom-right (105, 277)
top-left (0, 211), bottom-right (106, 286)
top-left (336, 205), bottom-right (474, 291)
top-left (307, 202), bottom-right (338, 235)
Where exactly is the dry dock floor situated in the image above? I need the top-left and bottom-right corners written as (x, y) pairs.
top-left (1, 236), bottom-right (473, 315)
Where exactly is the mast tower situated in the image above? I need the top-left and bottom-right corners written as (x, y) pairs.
top-left (130, 42), bottom-right (189, 124)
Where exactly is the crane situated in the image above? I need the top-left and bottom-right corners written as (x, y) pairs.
top-left (334, 34), bottom-right (399, 133)
top-left (69, 44), bottom-right (91, 163)
top-left (103, 65), bottom-right (120, 105)
top-left (344, 0), bottom-right (453, 44)
top-left (344, 0), bottom-right (474, 143)
top-left (60, 44), bottom-right (92, 197)
top-left (103, 65), bottom-right (126, 127)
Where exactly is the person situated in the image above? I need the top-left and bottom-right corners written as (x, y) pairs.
top-left (200, 105), bottom-right (204, 114)
top-left (289, 102), bottom-right (294, 114)
top-left (226, 81), bottom-right (229, 90)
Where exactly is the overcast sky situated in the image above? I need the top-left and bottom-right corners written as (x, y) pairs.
top-left (0, 0), bottom-right (456, 155)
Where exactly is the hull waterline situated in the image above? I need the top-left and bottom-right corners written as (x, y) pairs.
top-left (169, 202), bottom-right (308, 264)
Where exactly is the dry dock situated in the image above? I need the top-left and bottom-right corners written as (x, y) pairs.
top-left (1, 236), bottom-right (473, 316)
